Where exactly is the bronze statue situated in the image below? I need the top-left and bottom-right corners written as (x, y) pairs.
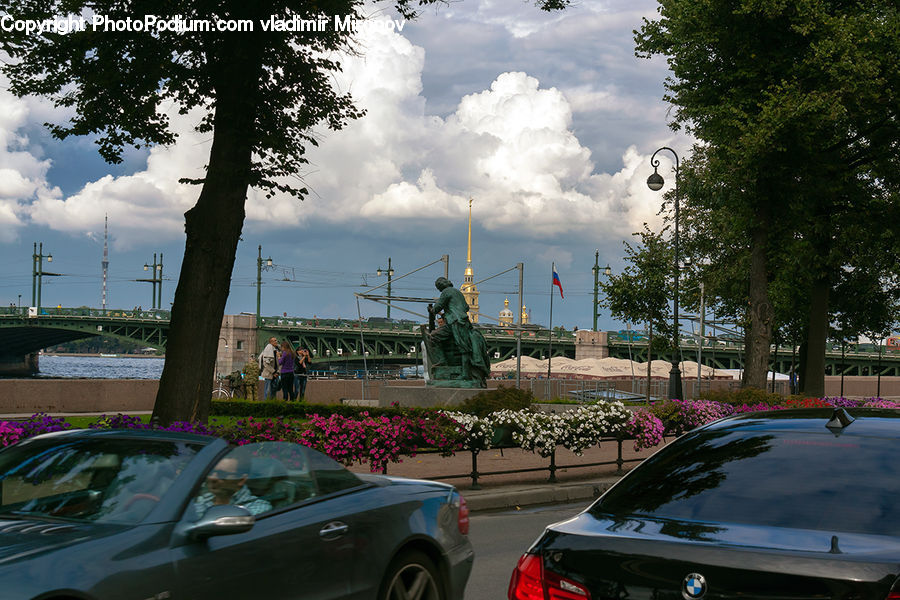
top-left (422, 277), bottom-right (491, 387)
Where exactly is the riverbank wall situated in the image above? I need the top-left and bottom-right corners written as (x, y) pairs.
top-left (1, 376), bottom-right (898, 415)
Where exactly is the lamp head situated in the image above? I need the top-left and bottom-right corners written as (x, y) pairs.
top-left (266, 257), bottom-right (273, 267)
top-left (604, 265), bottom-right (612, 276)
top-left (647, 170), bottom-right (665, 191)
top-left (47, 254), bottom-right (52, 263)
top-left (144, 263), bottom-right (150, 271)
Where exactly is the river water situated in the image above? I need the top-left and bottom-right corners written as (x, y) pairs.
top-left (31, 355), bottom-right (164, 379)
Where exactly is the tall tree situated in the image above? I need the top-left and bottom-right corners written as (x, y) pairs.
top-left (600, 226), bottom-right (674, 400)
top-left (636, 0), bottom-right (900, 395)
top-left (0, 0), bottom-right (570, 424)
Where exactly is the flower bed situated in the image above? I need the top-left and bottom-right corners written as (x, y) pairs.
top-left (1, 398), bottom-right (897, 475)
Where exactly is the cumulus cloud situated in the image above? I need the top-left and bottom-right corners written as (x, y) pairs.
top-left (0, 76), bottom-right (63, 242)
top-left (287, 45), bottom-right (671, 239)
top-left (28, 104), bottom-right (209, 249)
top-left (5, 3), bottom-right (676, 248)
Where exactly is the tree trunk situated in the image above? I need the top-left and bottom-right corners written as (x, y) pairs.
top-left (743, 223), bottom-right (774, 389)
top-left (803, 275), bottom-right (830, 398)
top-left (152, 39), bottom-right (262, 426)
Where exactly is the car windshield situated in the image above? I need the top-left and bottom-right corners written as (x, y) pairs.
top-left (593, 428), bottom-right (900, 536)
top-left (0, 435), bottom-right (205, 524)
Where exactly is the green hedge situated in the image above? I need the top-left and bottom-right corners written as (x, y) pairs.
top-left (210, 399), bottom-right (442, 419)
top-left (456, 385), bottom-right (534, 417)
top-left (698, 387), bottom-right (789, 406)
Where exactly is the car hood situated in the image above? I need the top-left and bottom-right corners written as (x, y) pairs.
top-left (0, 518), bottom-right (115, 565)
top-left (538, 513), bottom-right (900, 599)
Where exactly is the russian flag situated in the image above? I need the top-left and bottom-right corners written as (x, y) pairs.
top-left (552, 268), bottom-right (564, 299)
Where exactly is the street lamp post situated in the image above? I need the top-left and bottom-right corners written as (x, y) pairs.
top-left (377, 258), bottom-right (394, 319)
top-left (31, 242), bottom-right (54, 315)
top-left (256, 245), bottom-right (274, 330)
top-left (591, 250), bottom-right (611, 331)
top-left (647, 146), bottom-right (684, 400)
top-left (138, 253), bottom-right (164, 309)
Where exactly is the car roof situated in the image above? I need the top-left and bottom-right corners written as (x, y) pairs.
top-left (703, 407), bottom-right (900, 438)
top-left (28, 427), bottom-right (218, 444)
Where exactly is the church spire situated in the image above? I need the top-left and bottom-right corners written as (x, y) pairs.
top-left (466, 197), bottom-right (473, 266)
top-left (461, 197), bottom-right (480, 323)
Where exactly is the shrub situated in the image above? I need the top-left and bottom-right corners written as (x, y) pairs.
top-left (457, 385), bottom-right (534, 417)
top-left (626, 410), bottom-right (665, 451)
top-left (783, 397), bottom-right (831, 409)
top-left (699, 388), bottom-right (783, 407)
top-left (648, 399), bottom-right (734, 436)
top-left (210, 399), bottom-right (439, 420)
top-left (0, 422), bottom-right (24, 446)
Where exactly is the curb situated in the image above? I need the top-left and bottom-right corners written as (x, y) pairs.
top-left (463, 478), bottom-right (620, 512)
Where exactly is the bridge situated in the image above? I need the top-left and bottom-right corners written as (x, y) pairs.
top-left (2, 306), bottom-right (899, 377)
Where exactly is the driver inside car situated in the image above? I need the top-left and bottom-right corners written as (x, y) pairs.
top-left (193, 455), bottom-right (272, 518)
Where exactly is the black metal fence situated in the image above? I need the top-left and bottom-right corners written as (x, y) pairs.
top-left (383, 437), bottom-right (642, 490)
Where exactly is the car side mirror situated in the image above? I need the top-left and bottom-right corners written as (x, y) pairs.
top-left (182, 505), bottom-right (255, 541)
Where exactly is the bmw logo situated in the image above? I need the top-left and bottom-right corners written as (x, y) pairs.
top-left (682, 573), bottom-right (707, 600)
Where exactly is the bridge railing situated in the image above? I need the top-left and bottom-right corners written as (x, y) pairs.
top-left (0, 306), bottom-right (171, 320)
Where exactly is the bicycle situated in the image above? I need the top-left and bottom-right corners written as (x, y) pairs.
top-left (212, 374), bottom-right (233, 399)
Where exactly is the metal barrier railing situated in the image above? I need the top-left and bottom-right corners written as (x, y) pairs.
top-left (382, 437), bottom-right (641, 490)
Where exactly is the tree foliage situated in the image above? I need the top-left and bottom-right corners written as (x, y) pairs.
top-left (600, 225), bottom-right (674, 350)
top-left (0, 0), bottom-right (569, 424)
top-left (636, 0), bottom-right (900, 394)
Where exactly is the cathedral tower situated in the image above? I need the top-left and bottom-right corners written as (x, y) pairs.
top-left (460, 197), bottom-right (480, 323)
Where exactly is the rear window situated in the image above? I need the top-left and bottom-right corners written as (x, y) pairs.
top-left (593, 429), bottom-right (900, 536)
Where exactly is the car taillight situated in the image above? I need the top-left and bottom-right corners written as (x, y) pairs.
top-left (508, 553), bottom-right (590, 600)
top-left (509, 554), bottom-right (544, 600)
top-left (887, 580), bottom-right (900, 600)
top-left (457, 495), bottom-right (469, 535)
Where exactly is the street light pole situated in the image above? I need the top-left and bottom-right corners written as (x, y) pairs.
top-left (517, 261), bottom-right (524, 389)
top-left (592, 251), bottom-right (611, 332)
top-left (593, 251), bottom-right (599, 332)
top-left (139, 253), bottom-right (164, 309)
top-left (256, 245), bottom-right (273, 330)
top-left (142, 253), bottom-right (158, 309)
top-left (377, 258), bottom-right (395, 319)
top-left (32, 242), bottom-right (53, 315)
top-left (647, 146), bottom-right (684, 400)
top-left (157, 253), bottom-right (163, 310)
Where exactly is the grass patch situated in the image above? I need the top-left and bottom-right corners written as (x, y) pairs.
top-left (61, 414), bottom-right (250, 430)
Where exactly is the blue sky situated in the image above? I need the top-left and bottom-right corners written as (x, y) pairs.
top-left (0, 0), bottom-right (693, 331)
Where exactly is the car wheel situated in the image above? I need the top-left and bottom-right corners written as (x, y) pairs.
top-left (379, 550), bottom-right (444, 600)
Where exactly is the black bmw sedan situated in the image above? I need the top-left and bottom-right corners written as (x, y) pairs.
top-left (508, 408), bottom-right (900, 600)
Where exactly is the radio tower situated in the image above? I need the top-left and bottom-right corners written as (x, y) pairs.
top-left (101, 214), bottom-right (109, 310)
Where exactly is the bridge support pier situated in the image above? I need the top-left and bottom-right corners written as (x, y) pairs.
top-left (575, 330), bottom-right (609, 360)
top-left (0, 352), bottom-right (39, 377)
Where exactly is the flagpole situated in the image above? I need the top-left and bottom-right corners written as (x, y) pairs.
top-left (548, 262), bottom-right (554, 380)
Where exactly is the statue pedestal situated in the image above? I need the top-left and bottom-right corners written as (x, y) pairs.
top-left (379, 385), bottom-right (484, 408)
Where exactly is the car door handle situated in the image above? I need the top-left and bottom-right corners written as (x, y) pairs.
top-left (319, 521), bottom-right (349, 540)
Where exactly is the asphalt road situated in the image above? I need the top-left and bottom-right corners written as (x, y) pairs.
top-left (464, 501), bottom-right (588, 600)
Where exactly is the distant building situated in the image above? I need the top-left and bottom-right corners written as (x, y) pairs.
top-left (499, 298), bottom-right (515, 325)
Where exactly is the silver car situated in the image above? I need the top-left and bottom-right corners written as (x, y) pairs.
top-left (0, 428), bottom-right (473, 599)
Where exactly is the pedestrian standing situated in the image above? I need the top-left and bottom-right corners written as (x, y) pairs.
top-left (278, 340), bottom-right (297, 401)
top-left (293, 347), bottom-right (310, 401)
top-left (242, 359), bottom-right (260, 401)
top-left (258, 336), bottom-right (279, 400)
